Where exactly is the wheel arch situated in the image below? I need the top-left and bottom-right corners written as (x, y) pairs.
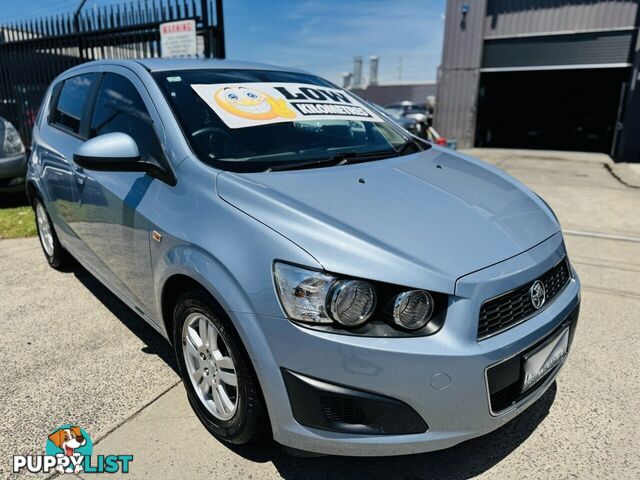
top-left (154, 241), bottom-right (267, 341)
top-left (26, 180), bottom-right (40, 206)
top-left (158, 266), bottom-right (253, 345)
top-left (160, 274), bottom-right (215, 343)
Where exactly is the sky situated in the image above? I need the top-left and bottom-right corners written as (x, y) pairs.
top-left (2, 0), bottom-right (446, 85)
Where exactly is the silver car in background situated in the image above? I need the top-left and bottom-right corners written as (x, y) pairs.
top-left (0, 117), bottom-right (27, 193)
top-left (27, 59), bottom-right (580, 456)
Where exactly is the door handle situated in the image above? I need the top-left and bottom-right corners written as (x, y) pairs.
top-left (74, 167), bottom-right (87, 185)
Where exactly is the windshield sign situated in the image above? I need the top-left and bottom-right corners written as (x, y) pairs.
top-left (191, 82), bottom-right (383, 129)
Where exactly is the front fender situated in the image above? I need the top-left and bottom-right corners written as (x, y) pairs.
top-left (155, 243), bottom-right (254, 327)
top-left (26, 151), bottom-right (46, 202)
top-left (149, 161), bottom-right (322, 342)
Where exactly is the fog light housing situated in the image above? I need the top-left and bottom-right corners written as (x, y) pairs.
top-left (282, 369), bottom-right (428, 435)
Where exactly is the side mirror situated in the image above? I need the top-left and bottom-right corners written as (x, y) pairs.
top-left (73, 132), bottom-right (142, 171)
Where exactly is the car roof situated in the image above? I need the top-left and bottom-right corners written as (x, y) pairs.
top-left (72, 58), bottom-right (310, 75)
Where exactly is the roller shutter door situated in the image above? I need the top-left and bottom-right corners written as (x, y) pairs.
top-left (482, 30), bottom-right (635, 70)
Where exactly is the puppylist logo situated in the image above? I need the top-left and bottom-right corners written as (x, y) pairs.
top-left (13, 425), bottom-right (133, 475)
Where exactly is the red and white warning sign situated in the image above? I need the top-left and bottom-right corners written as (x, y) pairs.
top-left (160, 19), bottom-right (197, 58)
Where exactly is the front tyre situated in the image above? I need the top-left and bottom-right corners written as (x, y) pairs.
top-left (34, 198), bottom-right (68, 269)
top-left (173, 290), bottom-right (268, 444)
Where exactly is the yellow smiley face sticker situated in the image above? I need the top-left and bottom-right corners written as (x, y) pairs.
top-left (214, 86), bottom-right (296, 121)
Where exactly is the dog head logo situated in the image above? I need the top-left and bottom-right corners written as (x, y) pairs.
top-left (214, 86), bottom-right (296, 120)
top-left (48, 426), bottom-right (86, 456)
top-left (45, 425), bottom-right (93, 474)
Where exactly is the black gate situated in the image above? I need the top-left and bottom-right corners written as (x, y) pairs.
top-left (0, 0), bottom-right (225, 145)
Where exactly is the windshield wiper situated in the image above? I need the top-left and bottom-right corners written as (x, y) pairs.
top-left (395, 137), bottom-right (429, 155)
top-left (263, 155), bottom-right (350, 172)
top-left (264, 149), bottom-right (396, 172)
top-left (263, 138), bottom-right (429, 172)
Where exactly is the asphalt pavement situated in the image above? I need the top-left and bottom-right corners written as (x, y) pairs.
top-left (1, 149), bottom-right (639, 479)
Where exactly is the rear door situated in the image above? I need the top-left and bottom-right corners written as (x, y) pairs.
top-left (73, 67), bottom-right (164, 316)
top-left (37, 72), bottom-right (97, 259)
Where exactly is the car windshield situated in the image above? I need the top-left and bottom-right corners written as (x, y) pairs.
top-left (154, 69), bottom-right (417, 172)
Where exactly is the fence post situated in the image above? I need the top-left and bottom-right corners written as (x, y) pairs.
top-left (214, 0), bottom-right (225, 58)
top-left (73, 0), bottom-right (87, 32)
top-left (201, 0), bottom-right (224, 58)
top-left (74, 0), bottom-right (87, 60)
top-left (201, 0), bottom-right (211, 57)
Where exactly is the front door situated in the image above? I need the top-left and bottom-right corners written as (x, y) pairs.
top-left (73, 69), bottom-right (164, 316)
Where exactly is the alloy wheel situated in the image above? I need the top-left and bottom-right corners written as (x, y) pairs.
top-left (182, 312), bottom-right (239, 421)
top-left (36, 202), bottom-right (55, 257)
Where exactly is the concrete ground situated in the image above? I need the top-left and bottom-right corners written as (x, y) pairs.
top-left (1, 149), bottom-right (639, 479)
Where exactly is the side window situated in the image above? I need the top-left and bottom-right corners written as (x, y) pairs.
top-left (90, 73), bottom-right (162, 162)
top-left (51, 73), bottom-right (96, 135)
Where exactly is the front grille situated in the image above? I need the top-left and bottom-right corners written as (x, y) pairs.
top-left (478, 258), bottom-right (570, 339)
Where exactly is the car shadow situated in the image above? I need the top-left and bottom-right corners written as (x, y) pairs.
top-left (229, 382), bottom-right (557, 480)
top-left (59, 255), bottom-right (556, 479)
top-left (0, 192), bottom-right (30, 208)
top-left (63, 258), bottom-right (179, 373)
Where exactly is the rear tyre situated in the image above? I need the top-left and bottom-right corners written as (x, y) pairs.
top-left (33, 197), bottom-right (68, 269)
top-left (173, 290), bottom-right (268, 444)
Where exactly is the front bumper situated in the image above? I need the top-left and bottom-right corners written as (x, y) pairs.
top-left (0, 153), bottom-right (27, 192)
top-left (232, 232), bottom-right (580, 456)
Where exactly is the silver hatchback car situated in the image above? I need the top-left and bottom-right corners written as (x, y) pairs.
top-left (28, 59), bottom-right (580, 456)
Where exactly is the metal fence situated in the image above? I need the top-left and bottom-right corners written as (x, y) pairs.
top-left (0, 0), bottom-right (225, 145)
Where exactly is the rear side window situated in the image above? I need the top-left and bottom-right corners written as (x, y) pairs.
top-left (51, 73), bottom-right (96, 135)
top-left (90, 73), bottom-right (162, 162)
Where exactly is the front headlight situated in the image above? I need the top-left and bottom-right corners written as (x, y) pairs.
top-left (273, 262), bottom-right (446, 336)
top-left (3, 120), bottom-right (25, 156)
top-left (273, 262), bottom-right (377, 327)
top-left (273, 262), bottom-right (335, 324)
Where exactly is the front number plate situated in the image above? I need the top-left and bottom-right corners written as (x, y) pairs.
top-left (521, 327), bottom-right (570, 393)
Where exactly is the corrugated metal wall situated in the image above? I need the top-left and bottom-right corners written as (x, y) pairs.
top-left (435, 0), bottom-right (640, 149)
top-left (441, 0), bottom-right (487, 67)
top-left (485, 0), bottom-right (639, 38)
top-left (435, 0), bottom-right (487, 146)
top-left (436, 68), bottom-right (481, 144)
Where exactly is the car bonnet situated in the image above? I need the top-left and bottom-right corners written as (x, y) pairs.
top-left (216, 148), bottom-right (559, 293)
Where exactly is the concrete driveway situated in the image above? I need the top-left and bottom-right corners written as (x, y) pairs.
top-left (1, 149), bottom-right (639, 479)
